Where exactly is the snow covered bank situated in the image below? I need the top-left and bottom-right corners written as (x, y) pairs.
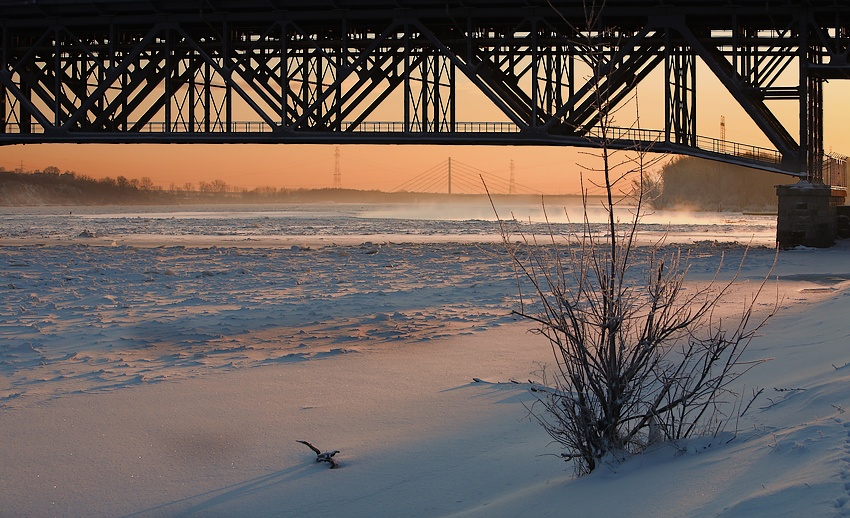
top-left (1, 228), bottom-right (849, 516)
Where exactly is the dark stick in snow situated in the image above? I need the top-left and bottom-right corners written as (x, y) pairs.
top-left (296, 440), bottom-right (341, 469)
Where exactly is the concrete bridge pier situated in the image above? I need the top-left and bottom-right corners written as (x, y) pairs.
top-left (776, 183), bottom-right (847, 249)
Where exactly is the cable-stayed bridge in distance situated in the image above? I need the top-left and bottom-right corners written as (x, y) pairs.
top-left (392, 158), bottom-right (540, 196)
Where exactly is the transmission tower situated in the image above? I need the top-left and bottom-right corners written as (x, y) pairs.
top-left (509, 159), bottom-right (516, 194)
top-left (333, 146), bottom-right (342, 189)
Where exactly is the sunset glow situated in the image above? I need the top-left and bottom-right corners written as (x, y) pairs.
top-left (3, 64), bottom-right (848, 194)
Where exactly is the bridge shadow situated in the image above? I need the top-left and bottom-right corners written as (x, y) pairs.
top-left (123, 463), bottom-right (317, 517)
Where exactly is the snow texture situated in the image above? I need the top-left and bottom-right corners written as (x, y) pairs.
top-left (0, 203), bottom-right (848, 517)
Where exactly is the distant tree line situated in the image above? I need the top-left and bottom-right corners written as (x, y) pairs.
top-left (639, 156), bottom-right (790, 212)
top-left (0, 166), bottom-right (169, 205)
top-left (2, 165), bottom-right (549, 205)
top-left (0, 165), bottom-right (283, 205)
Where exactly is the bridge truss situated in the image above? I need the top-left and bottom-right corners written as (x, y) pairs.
top-left (1, 1), bottom-right (850, 182)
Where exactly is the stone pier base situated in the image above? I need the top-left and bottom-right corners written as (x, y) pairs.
top-left (776, 183), bottom-right (847, 249)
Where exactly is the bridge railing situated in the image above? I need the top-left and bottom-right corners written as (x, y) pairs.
top-left (339, 121), bottom-right (521, 133)
top-left (586, 126), bottom-right (783, 165)
top-left (0, 121), bottom-right (277, 134)
top-left (3, 120), bottom-right (522, 134)
top-left (694, 135), bottom-right (783, 165)
top-left (132, 121), bottom-right (275, 133)
top-left (122, 120), bottom-right (521, 133)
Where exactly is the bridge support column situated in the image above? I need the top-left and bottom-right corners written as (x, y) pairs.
top-left (776, 183), bottom-right (846, 249)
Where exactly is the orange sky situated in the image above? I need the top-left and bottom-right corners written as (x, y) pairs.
top-left (2, 63), bottom-right (848, 194)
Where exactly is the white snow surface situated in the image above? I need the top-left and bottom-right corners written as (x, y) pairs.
top-left (1, 203), bottom-right (849, 517)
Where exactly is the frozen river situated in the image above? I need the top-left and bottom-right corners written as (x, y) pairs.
top-left (0, 200), bottom-right (777, 246)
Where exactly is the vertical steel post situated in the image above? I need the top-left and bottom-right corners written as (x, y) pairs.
top-left (449, 57), bottom-right (455, 132)
top-left (337, 19), bottom-right (346, 132)
top-left (204, 60), bottom-right (211, 133)
top-left (281, 21), bottom-right (288, 127)
top-left (189, 46), bottom-right (195, 133)
top-left (20, 66), bottom-right (31, 134)
top-left (689, 48), bottom-right (696, 147)
top-left (53, 26), bottom-right (60, 127)
top-left (531, 20), bottom-right (539, 126)
top-left (799, 9), bottom-right (812, 180)
top-left (663, 28), bottom-right (671, 143)
top-left (164, 27), bottom-right (171, 133)
top-left (224, 20), bottom-right (231, 133)
top-left (422, 55), bottom-right (430, 131)
top-left (404, 25), bottom-right (410, 132)
top-left (119, 23), bottom-right (128, 132)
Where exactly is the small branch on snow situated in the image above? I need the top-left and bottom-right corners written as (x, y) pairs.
top-left (472, 377), bottom-right (521, 385)
top-left (472, 377), bottom-right (563, 395)
top-left (296, 440), bottom-right (341, 469)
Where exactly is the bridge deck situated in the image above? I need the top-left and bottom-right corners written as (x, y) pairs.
top-left (0, 120), bottom-right (788, 174)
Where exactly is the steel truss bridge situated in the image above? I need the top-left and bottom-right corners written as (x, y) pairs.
top-left (1, 1), bottom-right (849, 184)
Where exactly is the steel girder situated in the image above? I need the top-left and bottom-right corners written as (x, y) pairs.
top-left (2, 3), bottom-right (850, 180)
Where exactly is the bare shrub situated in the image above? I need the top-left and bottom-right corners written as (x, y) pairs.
top-left (489, 0), bottom-right (774, 475)
top-left (493, 200), bottom-right (773, 474)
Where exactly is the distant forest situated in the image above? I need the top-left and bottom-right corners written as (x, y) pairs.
top-left (1, 167), bottom-right (175, 205)
top-left (641, 156), bottom-right (789, 212)
top-left (1, 158), bottom-right (791, 211)
top-left (0, 166), bottom-right (552, 206)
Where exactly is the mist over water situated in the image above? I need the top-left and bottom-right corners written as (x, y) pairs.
top-left (362, 198), bottom-right (762, 225)
top-left (0, 201), bottom-right (776, 245)
top-left (361, 199), bottom-right (776, 245)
